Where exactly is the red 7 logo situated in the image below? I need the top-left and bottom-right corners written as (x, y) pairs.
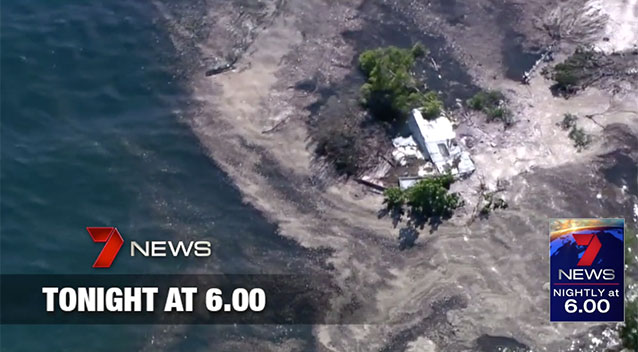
top-left (86, 227), bottom-right (124, 268)
top-left (573, 233), bottom-right (602, 267)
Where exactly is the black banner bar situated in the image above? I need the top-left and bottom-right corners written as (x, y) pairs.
top-left (0, 274), bottom-right (371, 324)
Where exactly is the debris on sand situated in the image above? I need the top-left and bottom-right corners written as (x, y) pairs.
top-left (205, 56), bottom-right (238, 76)
top-left (392, 135), bottom-right (425, 167)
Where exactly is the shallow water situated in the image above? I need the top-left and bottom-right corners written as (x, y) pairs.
top-left (1, 0), bottom-right (313, 350)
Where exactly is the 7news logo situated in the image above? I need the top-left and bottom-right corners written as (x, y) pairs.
top-left (549, 218), bottom-right (624, 322)
top-left (557, 232), bottom-right (615, 281)
top-left (87, 227), bottom-right (212, 268)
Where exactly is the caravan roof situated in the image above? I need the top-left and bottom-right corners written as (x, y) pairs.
top-left (410, 109), bottom-right (456, 142)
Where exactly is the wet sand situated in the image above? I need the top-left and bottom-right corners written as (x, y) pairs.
top-left (157, 0), bottom-right (638, 350)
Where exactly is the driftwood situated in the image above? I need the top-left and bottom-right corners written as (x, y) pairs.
top-left (205, 56), bottom-right (239, 76)
top-left (355, 178), bottom-right (387, 192)
top-left (262, 115), bottom-right (292, 134)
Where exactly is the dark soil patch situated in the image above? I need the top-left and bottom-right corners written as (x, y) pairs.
top-left (489, 0), bottom-right (544, 81)
top-left (476, 335), bottom-right (529, 352)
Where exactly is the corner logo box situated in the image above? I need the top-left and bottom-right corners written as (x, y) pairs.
top-left (550, 218), bottom-right (624, 322)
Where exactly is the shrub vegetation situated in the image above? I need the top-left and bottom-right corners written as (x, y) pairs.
top-left (315, 126), bottom-right (361, 176)
top-left (559, 113), bottom-right (578, 130)
top-left (467, 90), bottom-right (503, 110)
top-left (313, 104), bottom-right (368, 177)
top-left (622, 299), bottom-right (638, 350)
top-left (567, 126), bottom-right (590, 151)
top-left (359, 44), bottom-right (443, 121)
top-left (621, 227), bottom-right (637, 350)
top-left (626, 228), bottom-right (637, 268)
top-left (557, 113), bottom-right (590, 151)
top-left (544, 47), bottom-right (599, 95)
top-left (467, 90), bottom-right (513, 126)
top-left (479, 192), bottom-right (508, 217)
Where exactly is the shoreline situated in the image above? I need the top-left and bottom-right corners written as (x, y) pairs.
top-left (162, 0), bottom-right (637, 350)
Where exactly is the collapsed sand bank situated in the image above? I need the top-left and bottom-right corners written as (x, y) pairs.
top-left (158, 0), bottom-right (638, 350)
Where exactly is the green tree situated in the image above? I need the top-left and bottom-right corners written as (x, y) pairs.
top-left (359, 44), bottom-right (439, 122)
top-left (405, 174), bottom-right (460, 218)
top-left (421, 91), bottom-right (443, 119)
top-left (383, 187), bottom-right (405, 210)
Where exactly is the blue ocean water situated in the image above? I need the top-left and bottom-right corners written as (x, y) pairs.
top-left (1, 1), bottom-right (311, 350)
